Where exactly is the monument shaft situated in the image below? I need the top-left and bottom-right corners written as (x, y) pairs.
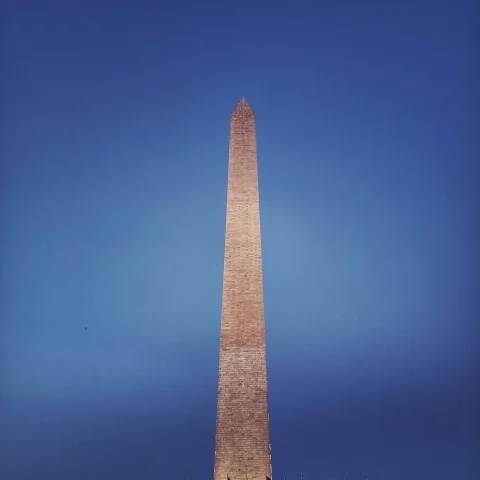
top-left (214, 98), bottom-right (272, 480)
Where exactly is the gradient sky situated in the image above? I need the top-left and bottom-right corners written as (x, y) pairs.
top-left (1, 0), bottom-right (479, 479)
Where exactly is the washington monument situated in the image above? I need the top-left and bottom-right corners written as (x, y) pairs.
top-left (214, 98), bottom-right (272, 480)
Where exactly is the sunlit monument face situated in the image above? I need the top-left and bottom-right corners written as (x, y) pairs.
top-left (214, 97), bottom-right (272, 480)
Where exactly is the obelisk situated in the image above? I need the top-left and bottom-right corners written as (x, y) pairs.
top-left (214, 97), bottom-right (272, 480)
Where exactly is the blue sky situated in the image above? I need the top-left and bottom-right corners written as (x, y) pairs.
top-left (1, 0), bottom-right (478, 478)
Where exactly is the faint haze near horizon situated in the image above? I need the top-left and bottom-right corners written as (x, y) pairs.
top-left (1, 0), bottom-right (479, 479)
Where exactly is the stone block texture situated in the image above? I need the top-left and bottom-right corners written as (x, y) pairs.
top-left (214, 97), bottom-right (272, 480)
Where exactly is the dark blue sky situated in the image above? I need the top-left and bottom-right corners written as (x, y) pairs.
top-left (1, 0), bottom-right (478, 478)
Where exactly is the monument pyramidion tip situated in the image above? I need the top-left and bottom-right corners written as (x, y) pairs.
top-left (232, 96), bottom-right (254, 116)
